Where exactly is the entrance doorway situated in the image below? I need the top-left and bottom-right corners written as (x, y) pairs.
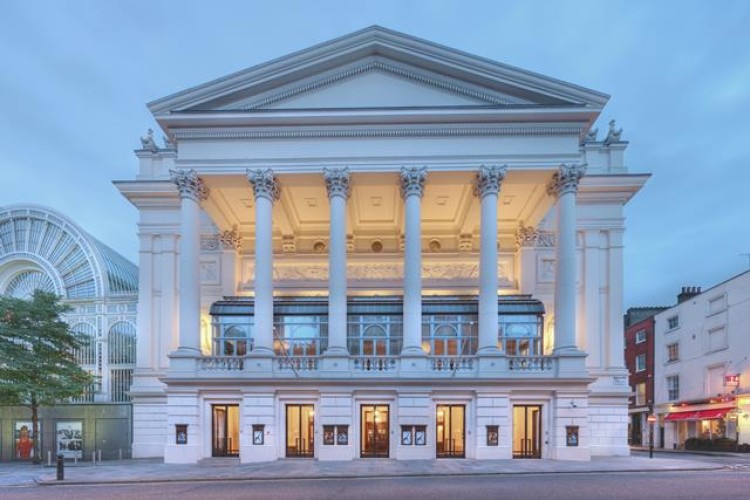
top-left (436, 405), bottom-right (465, 458)
top-left (513, 405), bottom-right (541, 458)
top-left (361, 405), bottom-right (389, 458)
top-left (286, 405), bottom-right (315, 458)
top-left (212, 404), bottom-right (239, 457)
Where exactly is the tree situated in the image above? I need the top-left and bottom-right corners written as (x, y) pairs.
top-left (0, 290), bottom-right (93, 463)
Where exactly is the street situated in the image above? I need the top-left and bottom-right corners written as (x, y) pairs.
top-left (2, 470), bottom-right (750, 500)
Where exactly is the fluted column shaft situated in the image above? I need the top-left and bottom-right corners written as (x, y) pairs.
top-left (248, 169), bottom-right (280, 356)
top-left (170, 169), bottom-right (208, 355)
top-left (324, 168), bottom-right (350, 355)
top-left (400, 167), bottom-right (427, 356)
top-left (548, 164), bottom-right (586, 353)
top-left (475, 166), bottom-right (507, 354)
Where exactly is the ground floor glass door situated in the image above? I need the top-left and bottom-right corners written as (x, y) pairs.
top-left (286, 404), bottom-right (315, 458)
top-left (212, 404), bottom-right (239, 457)
top-left (436, 405), bottom-right (465, 458)
top-left (361, 405), bottom-right (389, 458)
top-left (513, 405), bottom-right (541, 458)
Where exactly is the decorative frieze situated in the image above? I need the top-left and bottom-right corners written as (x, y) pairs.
top-left (323, 167), bottom-right (351, 199)
top-left (242, 260), bottom-right (514, 282)
top-left (473, 165), bottom-right (507, 198)
top-left (399, 167), bottom-right (427, 199)
top-left (170, 169), bottom-right (209, 202)
top-left (247, 168), bottom-right (280, 202)
top-left (218, 226), bottom-right (241, 251)
top-left (200, 235), bottom-right (219, 251)
top-left (516, 223), bottom-right (555, 248)
top-left (346, 234), bottom-right (355, 253)
top-left (546, 163), bottom-right (587, 198)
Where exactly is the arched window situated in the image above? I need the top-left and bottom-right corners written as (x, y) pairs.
top-left (108, 322), bottom-right (136, 365)
top-left (108, 321), bottom-right (135, 402)
top-left (72, 323), bottom-right (96, 365)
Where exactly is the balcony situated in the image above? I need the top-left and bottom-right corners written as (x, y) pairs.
top-left (190, 295), bottom-right (565, 380)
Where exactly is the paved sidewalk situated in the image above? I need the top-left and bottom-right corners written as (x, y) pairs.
top-left (0, 455), bottom-right (726, 488)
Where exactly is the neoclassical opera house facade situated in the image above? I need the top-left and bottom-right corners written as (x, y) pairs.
top-left (116, 27), bottom-right (647, 463)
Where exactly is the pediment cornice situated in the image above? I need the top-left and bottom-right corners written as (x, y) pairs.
top-left (148, 26), bottom-right (609, 117)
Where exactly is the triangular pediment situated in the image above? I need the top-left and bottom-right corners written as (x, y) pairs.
top-left (149, 26), bottom-right (608, 115)
top-left (215, 58), bottom-right (529, 111)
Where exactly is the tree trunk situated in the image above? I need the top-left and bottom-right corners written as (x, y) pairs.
top-left (31, 398), bottom-right (40, 465)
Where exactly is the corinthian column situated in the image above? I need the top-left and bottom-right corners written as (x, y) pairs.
top-left (324, 167), bottom-right (350, 356)
top-left (547, 163), bottom-right (586, 354)
top-left (247, 169), bottom-right (280, 356)
top-left (400, 167), bottom-right (427, 356)
top-left (475, 165), bottom-right (507, 355)
top-left (170, 169), bottom-right (209, 355)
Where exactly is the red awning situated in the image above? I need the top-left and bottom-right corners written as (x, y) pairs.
top-left (665, 408), bottom-right (731, 421)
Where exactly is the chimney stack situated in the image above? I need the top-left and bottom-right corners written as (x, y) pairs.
top-left (677, 286), bottom-right (702, 304)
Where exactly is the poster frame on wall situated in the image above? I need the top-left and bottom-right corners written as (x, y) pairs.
top-left (56, 420), bottom-right (84, 459)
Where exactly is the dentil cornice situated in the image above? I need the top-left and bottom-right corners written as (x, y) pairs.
top-left (247, 169), bottom-right (281, 202)
top-left (169, 169), bottom-right (209, 202)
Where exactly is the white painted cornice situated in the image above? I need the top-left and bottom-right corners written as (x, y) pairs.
top-left (577, 174), bottom-right (650, 205)
top-left (147, 26), bottom-right (609, 116)
top-left (113, 180), bottom-right (180, 208)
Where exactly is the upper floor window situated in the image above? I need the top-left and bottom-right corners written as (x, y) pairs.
top-left (666, 342), bottom-right (679, 363)
top-left (708, 294), bottom-right (727, 316)
top-left (667, 316), bottom-right (679, 330)
top-left (635, 382), bottom-right (647, 406)
top-left (706, 326), bottom-right (728, 353)
top-left (212, 316), bottom-right (253, 356)
top-left (635, 353), bottom-right (647, 372)
top-left (667, 375), bottom-right (680, 401)
top-left (635, 329), bottom-right (647, 344)
top-left (498, 314), bottom-right (544, 356)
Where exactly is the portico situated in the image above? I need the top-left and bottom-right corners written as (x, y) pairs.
top-left (116, 26), bottom-right (647, 464)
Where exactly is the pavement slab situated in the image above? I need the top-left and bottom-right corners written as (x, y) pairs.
top-left (0, 455), bottom-right (726, 487)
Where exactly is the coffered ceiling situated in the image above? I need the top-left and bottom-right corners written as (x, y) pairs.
top-left (202, 169), bottom-right (552, 254)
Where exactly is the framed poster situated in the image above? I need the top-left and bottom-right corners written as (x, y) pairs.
top-left (252, 424), bottom-right (265, 445)
top-left (486, 425), bottom-right (499, 446)
top-left (14, 421), bottom-right (38, 460)
top-left (175, 424), bottom-right (188, 445)
top-left (336, 425), bottom-right (348, 446)
top-left (56, 421), bottom-right (83, 459)
top-left (323, 425), bottom-right (335, 445)
top-left (401, 426), bottom-right (413, 446)
top-left (414, 426), bottom-right (426, 446)
top-left (566, 426), bottom-right (579, 447)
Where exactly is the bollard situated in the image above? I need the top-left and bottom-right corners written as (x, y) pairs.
top-left (56, 454), bottom-right (64, 481)
top-left (98, 449), bottom-right (102, 464)
top-left (119, 449), bottom-right (122, 461)
top-left (47, 451), bottom-right (52, 467)
top-left (92, 451), bottom-right (96, 465)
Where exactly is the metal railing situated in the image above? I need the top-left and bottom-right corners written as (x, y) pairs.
top-left (201, 356), bottom-right (245, 371)
top-left (507, 356), bottom-right (554, 371)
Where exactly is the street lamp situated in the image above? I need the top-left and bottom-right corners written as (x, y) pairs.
top-left (647, 403), bottom-right (656, 459)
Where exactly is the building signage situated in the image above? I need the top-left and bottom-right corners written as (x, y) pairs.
top-left (724, 374), bottom-right (740, 387)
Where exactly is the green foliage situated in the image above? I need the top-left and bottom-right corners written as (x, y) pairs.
top-left (0, 290), bottom-right (94, 406)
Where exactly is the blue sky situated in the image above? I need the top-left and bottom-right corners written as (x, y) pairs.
top-left (1, 0), bottom-right (748, 308)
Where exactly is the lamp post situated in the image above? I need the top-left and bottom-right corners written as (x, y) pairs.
top-left (647, 403), bottom-right (656, 459)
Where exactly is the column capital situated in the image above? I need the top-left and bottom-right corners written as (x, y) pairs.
top-left (170, 169), bottom-right (209, 202)
top-left (399, 166), bottom-right (428, 199)
top-left (247, 168), bottom-right (280, 202)
top-left (323, 167), bottom-right (351, 199)
top-left (473, 165), bottom-right (507, 198)
top-left (546, 163), bottom-right (587, 198)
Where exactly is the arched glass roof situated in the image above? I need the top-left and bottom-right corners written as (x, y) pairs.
top-left (0, 205), bottom-right (138, 299)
